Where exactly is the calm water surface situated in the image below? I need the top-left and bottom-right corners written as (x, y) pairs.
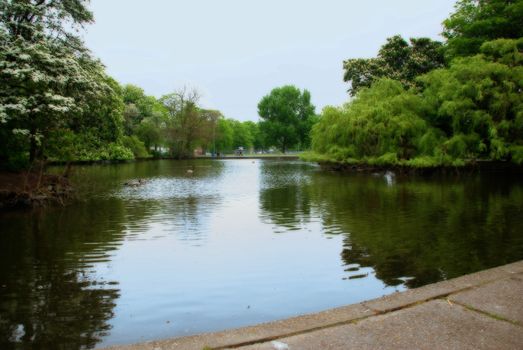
top-left (1, 159), bottom-right (523, 349)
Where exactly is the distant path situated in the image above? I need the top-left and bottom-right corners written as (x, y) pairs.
top-left (100, 260), bottom-right (523, 350)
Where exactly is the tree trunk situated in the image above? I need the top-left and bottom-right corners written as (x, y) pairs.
top-left (29, 136), bottom-right (38, 162)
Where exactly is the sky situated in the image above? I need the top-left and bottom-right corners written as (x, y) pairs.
top-left (83, 0), bottom-right (457, 121)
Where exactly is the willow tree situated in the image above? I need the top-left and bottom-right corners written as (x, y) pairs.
top-left (312, 38), bottom-right (523, 167)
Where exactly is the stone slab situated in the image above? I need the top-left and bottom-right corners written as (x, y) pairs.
top-left (448, 264), bottom-right (519, 289)
top-left (500, 260), bottom-right (523, 275)
top-left (237, 300), bottom-right (523, 350)
top-left (363, 264), bottom-right (517, 313)
top-left (100, 303), bottom-right (372, 350)
top-left (450, 274), bottom-right (523, 325)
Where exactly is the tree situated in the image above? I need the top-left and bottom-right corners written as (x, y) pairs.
top-left (244, 121), bottom-right (265, 151)
top-left (121, 84), bottom-right (160, 135)
top-left (230, 120), bottom-right (254, 151)
top-left (312, 38), bottom-right (523, 167)
top-left (419, 38), bottom-right (523, 162)
top-left (0, 0), bottom-right (119, 166)
top-left (197, 109), bottom-right (222, 154)
top-left (0, 1), bottom-right (94, 45)
top-left (343, 36), bottom-right (445, 96)
top-left (215, 118), bottom-right (234, 153)
top-left (136, 111), bottom-right (167, 153)
top-left (311, 79), bottom-right (430, 164)
top-left (160, 87), bottom-right (209, 158)
top-left (258, 85), bottom-right (316, 153)
top-left (443, 0), bottom-right (523, 60)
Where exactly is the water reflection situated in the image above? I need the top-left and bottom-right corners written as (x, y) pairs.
top-left (259, 170), bottom-right (523, 288)
top-left (259, 162), bottom-right (316, 231)
top-left (332, 173), bottom-right (523, 287)
top-left (0, 203), bottom-right (122, 349)
top-left (0, 160), bottom-right (522, 349)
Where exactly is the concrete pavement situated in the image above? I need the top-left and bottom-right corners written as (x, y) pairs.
top-left (101, 260), bottom-right (523, 350)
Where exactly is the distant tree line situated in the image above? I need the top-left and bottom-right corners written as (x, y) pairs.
top-left (0, 1), bottom-right (317, 172)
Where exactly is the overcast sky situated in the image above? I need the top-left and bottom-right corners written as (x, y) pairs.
top-left (83, 0), bottom-right (457, 121)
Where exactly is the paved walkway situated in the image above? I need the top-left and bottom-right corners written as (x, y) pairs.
top-left (102, 261), bottom-right (523, 350)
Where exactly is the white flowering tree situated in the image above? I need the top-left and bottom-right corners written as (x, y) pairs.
top-left (0, 0), bottom-right (116, 164)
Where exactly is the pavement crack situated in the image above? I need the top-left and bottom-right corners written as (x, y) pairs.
top-left (449, 300), bottom-right (522, 328)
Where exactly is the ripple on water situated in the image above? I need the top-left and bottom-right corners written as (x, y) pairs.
top-left (116, 177), bottom-right (223, 200)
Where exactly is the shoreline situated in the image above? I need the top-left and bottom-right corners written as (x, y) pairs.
top-left (0, 171), bottom-right (73, 210)
top-left (99, 260), bottom-right (523, 350)
top-left (316, 159), bottom-right (523, 174)
top-left (3, 157), bottom-right (520, 210)
top-left (45, 155), bottom-right (300, 167)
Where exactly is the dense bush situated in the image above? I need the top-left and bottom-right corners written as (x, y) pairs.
top-left (45, 130), bottom-right (133, 162)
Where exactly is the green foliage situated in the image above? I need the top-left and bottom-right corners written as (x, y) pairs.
top-left (480, 38), bottom-right (523, 66)
top-left (2, 149), bottom-right (30, 171)
top-left (106, 143), bottom-right (134, 161)
top-left (0, 0), bottom-right (134, 167)
top-left (135, 112), bottom-right (167, 152)
top-left (215, 118), bottom-right (234, 153)
top-left (160, 88), bottom-right (221, 158)
top-left (244, 121), bottom-right (265, 151)
top-left (420, 42), bottom-right (523, 158)
top-left (327, 0), bottom-right (523, 169)
top-left (212, 119), bottom-right (264, 154)
top-left (312, 79), bottom-right (430, 162)
top-left (122, 135), bottom-right (150, 158)
top-left (314, 37), bottom-right (523, 168)
top-left (0, 0), bottom-right (94, 42)
top-left (121, 84), bottom-right (165, 137)
top-left (510, 145), bottom-right (523, 164)
top-left (44, 129), bottom-right (134, 162)
top-left (343, 35), bottom-right (445, 96)
top-left (230, 119), bottom-right (254, 150)
top-left (258, 85), bottom-right (316, 152)
top-left (443, 0), bottom-right (523, 60)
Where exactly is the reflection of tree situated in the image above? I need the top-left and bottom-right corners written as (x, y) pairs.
top-left (259, 185), bottom-right (311, 231)
top-left (309, 173), bottom-right (523, 288)
top-left (157, 195), bottom-right (220, 244)
top-left (259, 164), bottom-right (523, 289)
top-left (71, 159), bottom-right (225, 196)
top-left (258, 162), bottom-right (313, 231)
top-left (0, 159), bottom-right (224, 349)
top-left (0, 199), bottom-right (127, 349)
top-left (1, 270), bottom-right (119, 350)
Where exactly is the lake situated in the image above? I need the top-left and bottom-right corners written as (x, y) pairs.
top-left (1, 159), bottom-right (523, 349)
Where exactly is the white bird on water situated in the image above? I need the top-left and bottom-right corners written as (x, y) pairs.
top-left (384, 170), bottom-right (395, 186)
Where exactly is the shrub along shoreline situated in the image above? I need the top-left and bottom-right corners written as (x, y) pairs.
top-left (0, 170), bottom-right (73, 210)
